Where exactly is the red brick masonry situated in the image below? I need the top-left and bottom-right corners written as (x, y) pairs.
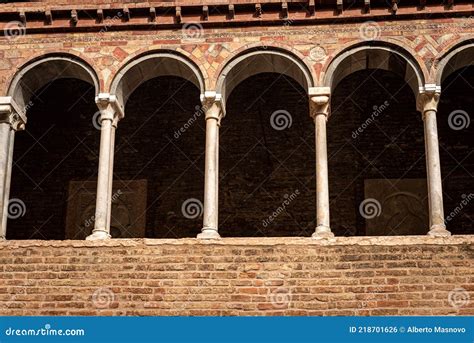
top-left (0, 236), bottom-right (472, 316)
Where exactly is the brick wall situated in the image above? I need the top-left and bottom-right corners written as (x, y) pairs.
top-left (0, 236), bottom-right (473, 316)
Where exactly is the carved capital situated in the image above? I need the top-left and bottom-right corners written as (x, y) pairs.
top-left (200, 91), bottom-right (224, 123)
top-left (417, 84), bottom-right (441, 118)
top-left (0, 97), bottom-right (26, 131)
top-left (309, 87), bottom-right (331, 119)
top-left (95, 93), bottom-right (124, 125)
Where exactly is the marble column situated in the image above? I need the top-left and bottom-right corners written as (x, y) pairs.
top-left (309, 87), bottom-right (334, 239)
top-left (87, 94), bottom-right (123, 240)
top-left (417, 85), bottom-right (451, 237)
top-left (0, 97), bottom-right (26, 239)
top-left (198, 92), bottom-right (224, 239)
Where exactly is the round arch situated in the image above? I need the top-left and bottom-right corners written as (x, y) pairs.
top-left (323, 42), bottom-right (425, 97)
top-left (435, 40), bottom-right (474, 85)
top-left (8, 54), bottom-right (100, 114)
top-left (110, 51), bottom-right (206, 114)
top-left (216, 47), bottom-right (315, 111)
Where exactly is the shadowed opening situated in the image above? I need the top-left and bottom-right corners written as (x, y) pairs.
top-left (219, 73), bottom-right (314, 237)
top-left (113, 76), bottom-right (205, 238)
top-left (438, 66), bottom-right (474, 234)
top-left (328, 69), bottom-right (427, 236)
top-left (8, 79), bottom-right (98, 239)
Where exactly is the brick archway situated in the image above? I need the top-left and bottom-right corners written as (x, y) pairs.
top-left (435, 40), bottom-right (474, 86)
top-left (110, 51), bottom-right (206, 114)
top-left (216, 47), bottom-right (315, 113)
top-left (7, 54), bottom-right (100, 114)
top-left (323, 43), bottom-right (425, 99)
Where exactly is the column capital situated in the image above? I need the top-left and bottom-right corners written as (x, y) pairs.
top-left (0, 97), bottom-right (27, 131)
top-left (200, 91), bottom-right (224, 122)
top-left (95, 93), bottom-right (124, 122)
top-left (309, 87), bottom-right (331, 119)
top-left (416, 84), bottom-right (441, 115)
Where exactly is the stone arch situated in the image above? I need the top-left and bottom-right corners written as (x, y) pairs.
top-left (110, 51), bottom-right (206, 114)
top-left (435, 39), bottom-right (474, 85)
top-left (323, 42), bottom-right (425, 98)
top-left (216, 47), bottom-right (315, 112)
top-left (7, 53), bottom-right (100, 114)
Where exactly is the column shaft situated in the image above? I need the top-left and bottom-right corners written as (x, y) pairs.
top-left (423, 106), bottom-right (450, 236)
top-left (0, 123), bottom-right (14, 239)
top-left (88, 109), bottom-right (114, 240)
top-left (310, 90), bottom-right (334, 239)
top-left (198, 100), bottom-right (221, 239)
top-left (105, 122), bottom-right (117, 231)
top-left (314, 114), bottom-right (331, 230)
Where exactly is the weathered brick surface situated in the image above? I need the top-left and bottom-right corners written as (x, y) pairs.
top-left (0, 236), bottom-right (472, 316)
top-left (0, 17), bottom-right (473, 94)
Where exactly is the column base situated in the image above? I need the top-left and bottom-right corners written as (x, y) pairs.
top-left (312, 225), bottom-right (335, 239)
top-left (197, 228), bottom-right (221, 239)
top-left (86, 230), bottom-right (111, 241)
top-left (427, 224), bottom-right (451, 237)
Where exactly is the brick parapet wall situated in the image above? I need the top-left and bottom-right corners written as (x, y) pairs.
top-left (0, 236), bottom-right (473, 316)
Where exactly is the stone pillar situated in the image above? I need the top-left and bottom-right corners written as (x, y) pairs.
top-left (87, 94), bottom-right (123, 240)
top-left (0, 97), bottom-right (26, 239)
top-left (198, 92), bottom-right (224, 239)
top-left (417, 85), bottom-right (451, 237)
top-left (309, 87), bottom-right (334, 239)
top-left (105, 116), bottom-right (118, 231)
